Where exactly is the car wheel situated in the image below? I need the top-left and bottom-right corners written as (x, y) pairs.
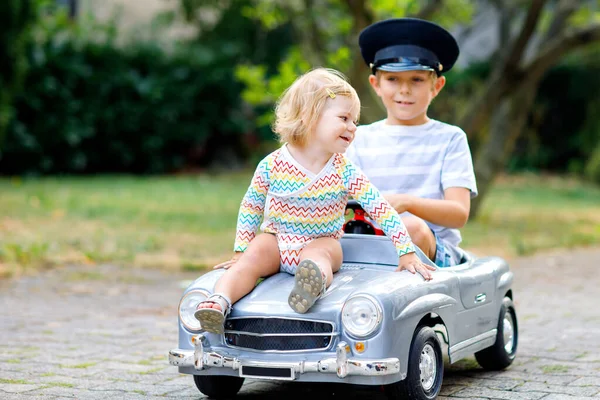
top-left (475, 296), bottom-right (518, 370)
top-left (193, 375), bottom-right (244, 399)
top-left (384, 326), bottom-right (443, 400)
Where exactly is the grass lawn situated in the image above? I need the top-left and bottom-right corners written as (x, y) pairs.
top-left (1, 173), bottom-right (600, 278)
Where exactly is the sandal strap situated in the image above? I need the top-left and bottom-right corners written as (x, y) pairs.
top-left (206, 293), bottom-right (232, 314)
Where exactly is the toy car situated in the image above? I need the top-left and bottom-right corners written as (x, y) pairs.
top-left (169, 202), bottom-right (518, 399)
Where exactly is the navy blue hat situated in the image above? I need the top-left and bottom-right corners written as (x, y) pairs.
top-left (359, 18), bottom-right (459, 75)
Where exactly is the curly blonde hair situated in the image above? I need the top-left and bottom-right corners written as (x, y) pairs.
top-left (272, 68), bottom-right (360, 146)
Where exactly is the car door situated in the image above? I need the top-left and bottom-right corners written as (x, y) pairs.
top-left (453, 261), bottom-right (498, 343)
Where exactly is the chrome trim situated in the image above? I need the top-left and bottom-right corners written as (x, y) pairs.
top-left (193, 334), bottom-right (204, 370)
top-left (225, 330), bottom-right (337, 338)
top-left (224, 340), bottom-right (333, 354)
top-left (227, 315), bottom-right (336, 328)
top-left (450, 329), bottom-right (497, 354)
top-left (503, 313), bottom-right (515, 354)
top-left (336, 342), bottom-right (348, 378)
top-left (169, 347), bottom-right (400, 379)
top-left (474, 293), bottom-right (487, 303)
top-left (419, 344), bottom-right (437, 391)
top-left (449, 329), bottom-right (497, 363)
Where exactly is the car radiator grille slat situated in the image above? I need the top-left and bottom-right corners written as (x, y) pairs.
top-left (224, 318), bottom-right (334, 352)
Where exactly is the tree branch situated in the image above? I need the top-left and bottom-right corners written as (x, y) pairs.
top-left (460, 22), bottom-right (600, 137)
top-left (459, 0), bottom-right (547, 137)
top-left (344, 0), bottom-right (374, 32)
top-left (343, 0), bottom-right (382, 123)
top-left (498, 3), bottom-right (514, 48)
top-left (542, 0), bottom-right (579, 43)
top-left (413, 0), bottom-right (443, 20)
top-left (526, 23), bottom-right (600, 80)
top-left (300, 0), bottom-right (327, 65)
top-left (503, 0), bottom-right (548, 70)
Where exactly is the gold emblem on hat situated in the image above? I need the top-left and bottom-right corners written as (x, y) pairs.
top-left (438, 63), bottom-right (443, 71)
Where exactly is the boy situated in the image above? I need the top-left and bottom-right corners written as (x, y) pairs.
top-left (346, 18), bottom-right (477, 267)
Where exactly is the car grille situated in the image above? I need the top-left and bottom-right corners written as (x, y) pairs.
top-left (224, 317), bottom-right (335, 352)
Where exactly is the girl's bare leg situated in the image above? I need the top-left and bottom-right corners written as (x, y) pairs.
top-left (289, 237), bottom-right (342, 313)
top-left (298, 237), bottom-right (343, 287)
top-left (198, 233), bottom-right (280, 311)
top-left (401, 215), bottom-right (437, 261)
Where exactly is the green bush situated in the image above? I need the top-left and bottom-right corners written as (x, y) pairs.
top-left (0, 0), bottom-right (37, 149)
top-left (508, 61), bottom-right (600, 175)
top-left (0, 13), bottom-right (251, 175)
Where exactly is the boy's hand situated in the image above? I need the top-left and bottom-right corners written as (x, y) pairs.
top-left (385, 193), bottom-right (415, 214)
top-left (213, 251), bottom-right (244, 270)
top-left (396, 252), bottom-right (436, 281)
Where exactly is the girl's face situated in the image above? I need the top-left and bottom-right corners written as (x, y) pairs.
top-left (369, 70), bottom-right (445, 126)
top-left (310, 95), bottom-right (358, 155)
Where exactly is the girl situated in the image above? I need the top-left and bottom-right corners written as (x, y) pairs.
top-left (195, 68), bottom-right (435, 334)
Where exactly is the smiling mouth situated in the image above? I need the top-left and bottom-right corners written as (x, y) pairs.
top-left (340, 136), bottom-right (352, 143)
top-left (396, 101), bottom-right (414, 105)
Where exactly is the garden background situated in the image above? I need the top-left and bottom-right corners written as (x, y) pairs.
top-left (1, 0), bottom-right (600, 278)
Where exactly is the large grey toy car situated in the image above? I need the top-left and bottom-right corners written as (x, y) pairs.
top-left (169, 206), bottom-right (518, 399)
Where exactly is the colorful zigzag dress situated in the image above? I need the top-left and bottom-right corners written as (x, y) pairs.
top-left (234, 145), bottom-right (415, 274)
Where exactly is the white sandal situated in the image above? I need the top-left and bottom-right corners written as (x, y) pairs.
top-left (288, 259), bottom-right (327, 314)
top-left (194, 293), bottom-right (232, 334)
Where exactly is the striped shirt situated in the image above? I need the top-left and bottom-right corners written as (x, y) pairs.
top-left (346, 119), bottom-right (477, 248)
top-left (234, 145), bottom-right (415, 257)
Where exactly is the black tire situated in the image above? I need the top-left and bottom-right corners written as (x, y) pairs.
top-left (384, 326), bottom-right (444, 400)
top-left (475, 297), bottom-right (518, 370)
top-left (193, 375), bottom-right (245, 399)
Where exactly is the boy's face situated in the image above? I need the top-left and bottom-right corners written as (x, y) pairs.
top-left (369, 70), bottom-right (445, 126)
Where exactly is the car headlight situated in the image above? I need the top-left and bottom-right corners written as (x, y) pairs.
top-left (342, 294), bottom-right (383, 338)
top-left (178, 289), bottom-right (209, 332)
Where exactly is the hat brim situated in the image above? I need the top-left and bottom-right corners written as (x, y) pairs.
top-left (376, 62), bottom-right (434, 73)
top-left (359, 18), bottom-right (459, 74)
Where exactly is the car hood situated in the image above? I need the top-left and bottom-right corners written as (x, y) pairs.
top-left (189, 265), bottom-right (451, 321)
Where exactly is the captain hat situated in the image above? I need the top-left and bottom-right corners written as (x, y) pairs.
top-left (359, 18), bottom-right (459, 76)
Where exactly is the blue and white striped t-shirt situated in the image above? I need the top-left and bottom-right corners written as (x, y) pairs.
top-left (345, 119), bottom-right (477, 248)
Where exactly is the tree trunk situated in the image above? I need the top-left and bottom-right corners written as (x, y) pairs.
top-left (471, 81), bottom-right (540, 218)
top-left (465, 0), bottom-right (600, 218)
top-left (343, 0), bottom-right (384, 124)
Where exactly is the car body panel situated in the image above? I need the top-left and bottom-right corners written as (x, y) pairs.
top-left (171, 234), bottom-right (513, 385)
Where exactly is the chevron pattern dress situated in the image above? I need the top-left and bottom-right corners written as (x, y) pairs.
top-left (234, 145), bottom-right (415, 274)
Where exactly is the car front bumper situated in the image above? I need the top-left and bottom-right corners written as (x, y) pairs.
top-left (169, 335), bottom-right (400, 380)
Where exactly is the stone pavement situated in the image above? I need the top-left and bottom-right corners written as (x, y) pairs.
top-left (1, 248), bottom-right (599, 399)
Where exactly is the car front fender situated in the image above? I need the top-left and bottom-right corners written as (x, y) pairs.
top-left (396, 293), bottom-right (457, 321)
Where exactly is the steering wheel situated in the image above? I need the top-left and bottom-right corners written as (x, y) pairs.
top-left (343, 200), bottom-right (384, 236)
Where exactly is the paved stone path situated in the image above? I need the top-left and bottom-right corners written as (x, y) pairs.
top-left (1, 248), bottom-right (599, 399)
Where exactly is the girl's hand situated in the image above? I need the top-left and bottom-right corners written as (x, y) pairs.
top-left (213, 252), bottom-right (244, 270)
top-left (396, 252), bottom-right (436, 281)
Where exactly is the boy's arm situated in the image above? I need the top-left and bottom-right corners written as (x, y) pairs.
top-left (386, 187), bottom-right (471, 228)
top-left (233, 158), bottom-right (271, 252)
top-left (340, 158), bottom-right (415, 256)
top-left (340, 159), bottom-right (435, 280)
